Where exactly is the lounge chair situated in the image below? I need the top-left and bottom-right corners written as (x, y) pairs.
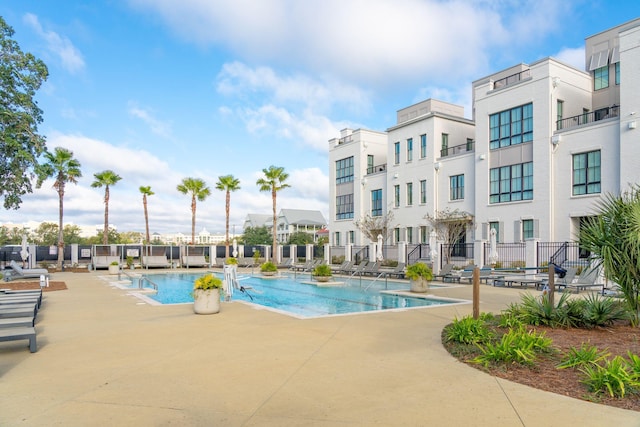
top-left (0, 316), bottom-right (35, 329)
top-left (460, 266), bottom-right (493, 284)
top-left (381, 262), bottom-right (406, 279)
top-left (336, 261), bottom-right (354, 274)
top-left (0, 326), bottom-right (37, 352)
top-left (330, 260), bottom-right (350, 273)
top-left (181, 256), bottom-right (208, 267)
top-left (4, 261), bottom-right (50, 282)
top-left (433, 264), bottom-right (454, 281)
top-left (361, 262), bottom-right (380, 276)
top-left (350, 261), bottom-right (369, 276)
top-left (91, 256), bottom-right (121, 269)
top-left (141, 255), bottom-right (170, 268)
top-left (0, 304), bottom-right (38, 319)
top-left (278, 259), bottom-right (294, 269)
top-left (564, 267), bottom-right (602, 293)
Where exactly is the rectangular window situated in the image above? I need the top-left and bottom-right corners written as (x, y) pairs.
top-left (336, 194), bottom-right (354, 219)
top-left (522, 219), bottom-right (534, 240)
top-left (573, 150), bottom-right (601, 195)
top-left (335, 157), bottom-right (354, 184)
top-left (367, 155), bottom-right (374, 174)
top-left (406, 227), bottom-right (413, 244)
top-left (349, 231), bottom-right (355, 244)
top-left (394, 228), bottom-right (400, 244)
top-left (420, 226), bottom-right (428, 243)
top-left (407, 138), bottom-right (413, 161)
top-left (441, 133), bottom-right (449, 156)
top-left (420, 134), bottom-right (427, 158)
top-left (334, 232), bottom-right (340, 246)
top-left (394, 142), bottom-right (400, 164)
top-left (594, 65), bottom-right (609, 90)
top-left (420, 179), bottom-right (427, 204)
top-left (371, 189), bottom-right (382, 217)
top-left (615, 62), bottom-right (620, 85)
top-left (557, 100), bottom-right (563, 124)
top-left (406, 182), bottom-right (413, 206)
top-left (449, 174), bottom-right (464, 200)
top-left (394, 185), bottom-right (400, 208)
top-left (489, 103), bottom-right (533, 149)
top-left (490, 162), bottom-right (533, 203)
top-left (489, 222), bottom-right (500, 243)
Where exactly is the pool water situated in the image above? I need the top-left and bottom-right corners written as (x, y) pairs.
top-left (133, 273), bottom-right (465, 318)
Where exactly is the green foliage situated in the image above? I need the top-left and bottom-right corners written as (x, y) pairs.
top-left (580, 356), bottom-right (639, 398)
top-left (331, 255), bottom-right (345, 265)
top-left (405, 262), bottom-right (433, 281)
top-left (242, 226), bottom-right (272, 245)
top-left (498, 312), bottom-right (524, 329)
top-left (260, 261), bottom-right (277, 272)
top-left (126, 256), bottom-right (134, 267)
top-left (92, 170), bottom-right (123, 245)
top-left (226, 257), bottom-right (238, 265)
top-left (510, 260), bottom-right (526, 269)
top-left (193, 274), bottom-right (223, 290)
top-left (581, 293), bottom-right (631, 327)
top-left (0, 17), bottom-right (49, 209)
top-left (557, 343), bottom-right (611, 370)
top-left (256, 165), bottom-right (290, 251)
top-left (177, 177), bottom-right (211, 245)
top-left (287, 231), bottom-right (315, 245)
top-left (473, 326), bottom-right (553, 367)
top-left (445, 316), bottom-right (494, 345)
top-left (579, 186), bottom-right (640, 323)
top-left (354, 211), bottom-right (396, 243)
top-left (313, 263), bottom-right (332, 277)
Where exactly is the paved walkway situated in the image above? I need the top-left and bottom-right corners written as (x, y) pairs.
top-left (1, 271), bottom-right (638, 426)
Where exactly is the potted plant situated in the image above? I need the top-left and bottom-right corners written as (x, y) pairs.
top-left (226, 257), bottom-right (238, 266)
top-left (108, 260), bottom-right (120, 275)
top-left (260, 261), bottom-right (277, 276)
top-left (405, 262), bottom-right (433, 293)
top-left (312, 263), bottom-right (332, 282)
top-left (126, 256), bottom-right (135, 270)
top-left (192, 273), bottom-right (223, 314)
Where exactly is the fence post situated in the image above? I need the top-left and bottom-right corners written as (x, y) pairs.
top-left (71, 243), bottom-right (79, 267)
top-left (324, 243), bottom-right (330, 264)
top-left (474, 240), bottom-right (485, 267)
top-left (398, 242), bottom-right (406, 265)
top-left (525, 239), bottom-right (539, 271)
top-left (345, 243), bottom-right (352, 262)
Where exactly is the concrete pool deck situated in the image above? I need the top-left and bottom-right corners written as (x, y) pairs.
top-left (0, 270), bottom-right (638, 426)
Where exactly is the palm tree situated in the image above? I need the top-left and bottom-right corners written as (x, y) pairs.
top-left (256, 166), bottom-right (290, 261)
top-left (91, 170), bottom-right (122, 245)
top-left (215, 175), bottom-right (241, 258)
top-left (177, 177), bottom-right (211, 244)
top-left (139, 186), bottom-right (154, 244)
top-left (36, 147), bottom-right (82, 269)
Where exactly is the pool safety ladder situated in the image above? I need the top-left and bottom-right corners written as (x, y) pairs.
top-left (223, 265), bottom-right (254, 300)
top-left (138, 276), bottom-right (158, 292)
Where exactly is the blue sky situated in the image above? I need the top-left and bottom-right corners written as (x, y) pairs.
top-left (0, 0), bottom-right (638, 236)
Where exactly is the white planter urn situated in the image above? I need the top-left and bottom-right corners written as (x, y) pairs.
top-left (410, 278), bottom-right (429, 293)
top-left (315, 276), bottom-right (331, 283)
top-left (108, 264), bottom-right (120, 275)
top-left (193, 288), bottom-right (221, 315)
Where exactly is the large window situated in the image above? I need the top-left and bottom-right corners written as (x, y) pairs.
top-left (489, 221), bottom-right (500, 243)
top-left (522, 219), bottom-right (534, 240)
top-left (406, 182), bottom-right (413, 206)
top-left (335, 157), bottom-right (354, 184)
top-left (394, 185), bottom-right (400, 208)
top-left (367, 155), bottom-right (374, 174)
top-left (615, 62), bottom-right (620, 85)
top-left (450, 174), bottom-right (464, 200)
top-left (420, 179), bottom-right (427, 204)
top-left (420, 226), bottom-right (428, 243)
top-left (371, 189), bottom-right (382, 217)
top-left (394, 142), bottom-right (400, 164)
top-left (406, 227), bottom-right (413, 244)
top-left (420, 134), bottom-right (427, 158)
top-left (490, 162), bottom-right (533, 203)
top-left (348, 231), bottom-right (355, 244)
top-left (573, 150), bottom-right (601, 195)
top-left (489, 103), bottom-right (533, 149)
top-left (334, 232), bottom-right (340, 246)
top-left (336, 194), bottom-right (354, 219)
top-left (407, 138), bottom-right (413, 162)
top-left (594, 66), bottom-right (609, 90)
top-left (394, 228), bottom-right (400, 244)
top-left (441, 133), bottom-right (448, 156)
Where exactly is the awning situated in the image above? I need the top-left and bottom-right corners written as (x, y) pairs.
top-left (611, 46), bottom-right (620, 64)
top-left (588, 49), bottom-right (610, 71)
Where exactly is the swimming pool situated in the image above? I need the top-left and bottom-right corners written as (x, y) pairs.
top-left (130, 272), bottom-right (467, 318)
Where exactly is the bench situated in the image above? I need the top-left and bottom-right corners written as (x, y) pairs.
top-left (0, 326), bottom-right (37, 352)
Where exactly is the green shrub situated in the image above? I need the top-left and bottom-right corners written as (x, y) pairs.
top-left (405, 263), bottom-right (433, 281)
top-left (581, 293), bottom-right (631, 327)
top-left (445, 316), bottom-right (494, 345)
top-left (510, 260), bottom-right (526, 269)
top-left (557, 344), bottom-right (611, 369)
top-left (580, 356), bottom-right (639, 398)
top-left (260, 261), bottom-right (277, 272)
top-left (313, 264), bottom-right (332, 277)
top-left (331, 255), bottom-right (345, 265)
top-left (473, 326), bottom-right (553, 367)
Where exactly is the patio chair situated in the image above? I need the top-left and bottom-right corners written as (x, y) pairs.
top-left (361, 262), bottom-right (380, 276)
top-left (381, 262), bottom-right (406, 279)
top-left (141, 255), bottom-right (170, 268)
top-left (433, 263), bottom-right (454, 281)
top-left (4, 261), bottom-right (50, 282)
top-left (564, 267), bottom-right (601, 293)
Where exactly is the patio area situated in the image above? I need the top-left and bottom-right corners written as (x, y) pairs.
top-left (1, 271), bottom-right (638, 426)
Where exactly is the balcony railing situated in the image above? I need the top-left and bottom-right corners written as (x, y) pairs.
top-left (492, 69), bottom-right (531, 90)
top-left (367, 164), bottom-right (387, 174)
top-left (556, 105), bottom-right (619, 131)
top-left (440, 140), bottom-right (474, 158)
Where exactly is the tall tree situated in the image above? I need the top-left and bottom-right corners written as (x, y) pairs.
top-left (0, 17), bottom-right (49, 209)
top-left (177, 177), bottom-right (211, 244)
top-left (139, 186), bottom-right (154, 244)
top-left (354, 211), bottom-right (396, 243)
top-left (36, 147), bottom-right (82, 268)
top-left (91, 170), bottom-right (122, 245)
top-left (256, 166), bottom-right (290, 261)
top-left (424, 208), bottom-right (474, 264)
top-left (215, 175), bottom-right (241, 257)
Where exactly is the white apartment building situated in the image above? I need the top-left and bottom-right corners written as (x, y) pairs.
top-left (329, 17), bottom-right (640, 252)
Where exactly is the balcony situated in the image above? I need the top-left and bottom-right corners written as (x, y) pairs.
top-left (492, 69), bottom-right (531, 90)
top-left (367, 164), bottom-right (387, 174)
top-left (556, 106), bottom-right (619, 131)
top-left (440, 140), bottom-right (475, 158)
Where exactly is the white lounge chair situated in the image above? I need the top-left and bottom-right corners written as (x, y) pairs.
top-left (4, 261), bottom-right (50, 282)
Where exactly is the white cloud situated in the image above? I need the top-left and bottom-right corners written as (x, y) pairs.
top-left (23, 13), bottom-right (85, 74)
top-left (128, 103), bottom-right (173, 138)
top-left (554, 47), bottom-right (585, 70)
